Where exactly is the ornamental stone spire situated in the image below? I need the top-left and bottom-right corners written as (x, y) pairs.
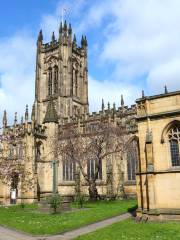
top-left (14, 112), bottom-right (17, 126)
top-left (142, 90), bottom-right (145, 98)
top-left (121, 94), bottom-right (124, 107)
top-left (37, 30), bottom-right (43, 43)
top-left (108, 102), bottom-right (110, 111)
top-left (68, 23), bottom-right (72, 35)
top-left (51, 32), bottom-right (55, 42)
top-left (2, 110), bottom-right (7, 128)
top-left (81, 35), bottom-right (85, 47)
top-left (113, 102), bottom-right (116, 111)
top-left (25, 105), bottom-right (29, 122)
top-left (101, 99), bottom-right (105, 111)
top-left (164, 85), bottom-right (168, 94)
top-left (59, 22), bottom-right (63, 33)
top-left (73, 34), bottom-right (77, 48)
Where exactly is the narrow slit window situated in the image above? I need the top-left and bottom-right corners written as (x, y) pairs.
top-left (48, 68), bottom-right (52, 95)
top-left (54, 66), bottom-right (58, 94)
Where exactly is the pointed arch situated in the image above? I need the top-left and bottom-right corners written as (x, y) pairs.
top-left (126, 135), bottom-right (139, 147)
top-left (126, 135), bottom-right (139, 181)
top-left (161, 120), bottom-right (180, 167)
top-left (161, 120), bottom-right (180, 143)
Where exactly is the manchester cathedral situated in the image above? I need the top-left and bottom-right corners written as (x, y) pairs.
top-left (0, 21), bottom-right (180, 221)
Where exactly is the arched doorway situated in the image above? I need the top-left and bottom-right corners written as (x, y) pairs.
top-left (10, 173), bottom-right (19, 204)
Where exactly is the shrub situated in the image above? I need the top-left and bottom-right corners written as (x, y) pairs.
top-left (48, 194), bottom-right (61, 214)
top-left (76, 194), bottom-right (86, 208)
top-left (20, 203), bottom-right (25, 209)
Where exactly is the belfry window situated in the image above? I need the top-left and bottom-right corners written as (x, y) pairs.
top-left (168, 126), bottom-right (180, 166)
top-left (127, 141), bottom-right (138, 181)
top-left (54, 66), bottom-right (58, 94)
top-left (48, 68), bottom-right (53, 95)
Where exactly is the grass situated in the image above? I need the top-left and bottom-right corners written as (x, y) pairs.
top-left (75, 218), bottom-right (180, 240)
top-left (0, 199), bottom-right (136, 235)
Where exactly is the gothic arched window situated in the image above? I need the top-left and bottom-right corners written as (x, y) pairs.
top-left (87, 159), bottom-right (102, 180)
top-left (48, 68), bottom-right (53, 95)
top-left (63, 160), bottom-right (76, 181)
top-left (168, 126), bottom-right (180, 166)
top-left (54, 66), bottom-right (58, 94)
top-left (127, 141), bottom-right (138, 181)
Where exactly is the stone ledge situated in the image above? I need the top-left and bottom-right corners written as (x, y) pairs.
top-left (59, 181), bottom-right (75, 186)
top-left (124, 180), bottom-right (136, 186)
top-left (136, 169), bottom-right (180, 175)
top-left (138, 208), bottom-right (180, 215)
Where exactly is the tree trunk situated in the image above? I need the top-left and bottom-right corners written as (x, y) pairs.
top-left (88, 180), bottom-right (98, 201)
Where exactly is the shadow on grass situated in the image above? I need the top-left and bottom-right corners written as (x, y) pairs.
top-left (128, 204), bottom-right (138, 217)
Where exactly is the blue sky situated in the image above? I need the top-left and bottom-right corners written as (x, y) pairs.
top-left (0, 0), bottom-right (180, 124)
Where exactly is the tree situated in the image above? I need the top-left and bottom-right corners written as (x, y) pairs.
top-left (58, 120), bottom-right (128, 201)
top-left (0, 127), bottom-right (35, 203)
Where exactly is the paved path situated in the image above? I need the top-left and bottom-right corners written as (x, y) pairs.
top-left (0, 212), bottom-right (131, 240)
top-left (0, 226), bottom-right (34, 240)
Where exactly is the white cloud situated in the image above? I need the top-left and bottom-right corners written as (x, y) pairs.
top-left (92, 0), bottom-right (180, 92)
top-left (40, 0), bottom-right (86, 41)
top-left (147, 59), bottom-right (180, 92)
top-left (0, 32), bottom-right (36, 125)
top-left (88, 76), bottom-right (140, 112)
top-left (51, 0), bottom-right (180, 99)
top-left (1, 0), bottom-right (180, 126)
top-left (0, 0), bottom-right (89, 126)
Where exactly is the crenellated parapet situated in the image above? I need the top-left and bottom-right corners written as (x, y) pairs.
top-left (37, 21), bottom-right (87, 56)
top-left (60, 98), bottom-right (137, 133)
top-left (0, 105), bottom-right (46, 142)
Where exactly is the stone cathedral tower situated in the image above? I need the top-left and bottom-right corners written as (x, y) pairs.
top-left (34, 21), bottom-right (89, 124)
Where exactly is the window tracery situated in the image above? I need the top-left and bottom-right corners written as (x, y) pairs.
top-left (63, 159), bottom-right (75, 181)
top-left (127, 140), bottom-right (138, 181)
top-left (168, 126), bottom-right (180, 166)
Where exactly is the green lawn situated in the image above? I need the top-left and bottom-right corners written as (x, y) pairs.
top-left (75, 218), bottom-right (180, 240)
top-left (0, 200), bottom-right (136, 235)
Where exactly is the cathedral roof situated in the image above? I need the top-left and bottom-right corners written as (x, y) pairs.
top-left (43, 98), bottom-right (58, 124)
